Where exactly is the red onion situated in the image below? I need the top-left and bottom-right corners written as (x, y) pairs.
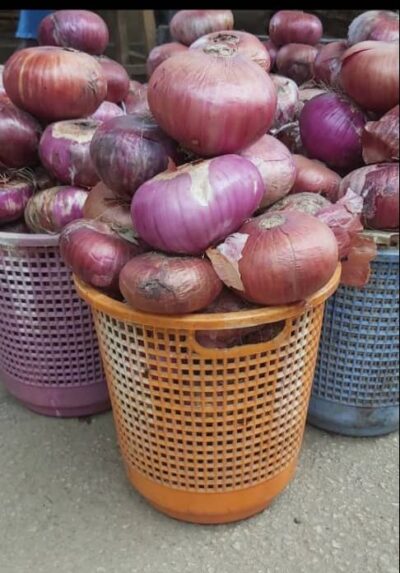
top-left (131, 155), bottom-right (264, 255)
top-left (190, 30), bottom-right (271, 71)
top-left (207, 211), bottom-right (338, 305)
top-left (239, 135), bottom-right (297, 209)
top-left (290, 155), bottom-right (342, 201)
top-left (313, 41), bottom-right (348, 86)
top-left (119, 252), bottom-right (222, 315)
top-left (88, 101), bottom-right (125, 123)
top-left (39, 119), bottom-right (100, 188)
top-left (170, 10), bottom-right (234, 46)
top-left (0, 218), bottom-right (31, 233)
top-left (239, 321), bottom-right (286, 345)
top-left (196, 289), bottom-right (260, 348)
top-left (274, 120), bottom-right (306, 155)
top-left (263, 39), bottom-right (278, 69)
top-left (269, 11), bottom-right (323, 47)
top-left (339, 163), bottom-right (399, 230)
top-left (147, 42), bottom-right (188, 78)
top-left (299, 92), bottom-right (367, 171)
top-left (0, 174), bottom-right (34, 224)
top-left (296, 86), bottom-right (328, 116)
top-left (340, 42), bottom-right (399, 114)
top-left (340, 234), bottom-right (378, 288)
top-left (362, 105), bottom-right (399, 164)
top-left (148, 49), bottom-right (277, 157)
top-left (269, 191), bottom-right (331, 215)
top-left (348, 11), bottom-right (399, 45)
top-left (123, 80), bottom-right (148, 114)
top-left (276, 44), bottom-right (318, 85)
top-left (60, 219), bottom-right (144, 293)
top-left (38, 10), bottom-right (109, 55)
top-left (83, 181), bottom-right (138, 242)
top-left (270, 74), bottom-right (299, 130)
top-left (3, 47), bottom-right (107, 121)
top-left (0, 101), bottom-right (42, 169)
top-left (315, 190), bottom-right (364, 259)
top-left (24, 186), bottom-right (89, 234)
top-left (95, 56), bottom-right (130, 103)
top-left (90, 112), bottom-right (178, 201)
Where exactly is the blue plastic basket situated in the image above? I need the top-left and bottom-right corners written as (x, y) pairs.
top-left (308, 242), bottom-right (399, 437)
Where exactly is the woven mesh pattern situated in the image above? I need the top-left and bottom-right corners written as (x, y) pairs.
top-left (93, 304), bottom-right (324, 492)
top-left (0, 242), bottom-right (103, 387)
top-left (313, 250), bottom-right (399, 407)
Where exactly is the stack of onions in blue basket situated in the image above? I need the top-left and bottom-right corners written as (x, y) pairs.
top-left (2, 9), bottom-right (398, 346)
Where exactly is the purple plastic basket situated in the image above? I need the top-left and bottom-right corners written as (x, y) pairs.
top-left (0, 231), bottom-right (110, 417)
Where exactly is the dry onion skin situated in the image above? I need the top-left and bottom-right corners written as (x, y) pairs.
top-left (207, 210), bottom-right (338, 306)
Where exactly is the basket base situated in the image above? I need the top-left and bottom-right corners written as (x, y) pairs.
top-left (1, 369), bottom-right (111, 418)
top-left (126, 458), bottom-right (298, 524)
top-left (308, 396), bottom-right (399, 437)
top-left (20, 399), bottom-right (111, 418)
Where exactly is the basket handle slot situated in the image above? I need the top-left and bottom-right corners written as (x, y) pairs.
top-left (186, 318), bottom-right (293, 357)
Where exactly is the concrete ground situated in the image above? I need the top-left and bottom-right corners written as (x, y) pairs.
top-left (0, 382), bottom-right (398, 573)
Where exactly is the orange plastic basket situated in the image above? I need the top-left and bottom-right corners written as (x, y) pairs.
top-left (75, 264), bottom-right (341, 524)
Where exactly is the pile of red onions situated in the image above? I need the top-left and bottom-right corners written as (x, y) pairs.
top-left (190, 30), bottom-right (271, 71)
top-left (340, 41), bottom-right (399, 114)
top-left (147, 48), bottom-right (277, 156)
top-left (339, 163), bottom-right (399, 230)
top-left (38, 10), bottom-right (109, 54)
top-left (119, 252), bottom-right (223, 315)
top-left (3, 46), bottom-right (107, 121)
top-left (362, 105), bottom-right (399, 164)
top-left (169, 10), bottom-right (234, 46)
top-left (299, 92), bottom-right (367, 172)
top-left (24, 186), bottom-right (89, 234)
top-left (207, 210), bottom-right (338, 305)
top-left (6, 10), bottom-right (393, 318)
top-left (39, 119), bottom-right (100, 188)
top-left (0, 100), bottom-right (42, 168)
top-left (239, 135), bottom-right (296, 208)
top-left (90, 112), bottom-right (178, 201)
top-left (269, 10), bottom-right (323, 46)
top-left (347, 10), bottom-right (399, 45)
top-left (132, 155), bottom-right (264, 255)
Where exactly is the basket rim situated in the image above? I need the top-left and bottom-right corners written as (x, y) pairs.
top-left (0, 231), bottom-right (59, 247)
top-left (74, 264), bottom-right (341, 330)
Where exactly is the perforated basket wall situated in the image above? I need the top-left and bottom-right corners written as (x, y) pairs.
top-left (309, 247), bottom-right (399, 436)
top-left (75, 265), bottom-right (340, 523)
top-left (0, 233), bottom-right (109, 417)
